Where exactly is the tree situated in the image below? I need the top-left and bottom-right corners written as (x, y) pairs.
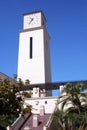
top-left (54, 82), bottom-right (87, 130)
top-left (0, 78), bottom-right (31, 129)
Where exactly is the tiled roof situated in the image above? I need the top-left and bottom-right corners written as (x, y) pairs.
top-left (10, 113), bottom-right (51, 130)
top-left (10, 114), bottom-right (51, 130)
top-left (0, 72), bottom-right (16, 84)
top-left (21, 114), bottom-right (51, 130)
top-left (10, 113), bottom-right (31, 130)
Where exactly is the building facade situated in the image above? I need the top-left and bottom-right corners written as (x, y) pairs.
top-left (17, 11), bottom-right (51, 85)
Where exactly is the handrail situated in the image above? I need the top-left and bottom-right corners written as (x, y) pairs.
top-left (44, 95), bottom-right (69, 129)
top-left (45, 97), bottom-right (59, 128)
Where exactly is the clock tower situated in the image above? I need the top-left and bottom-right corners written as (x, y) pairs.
top-left (17, 11), bottom-right (51, 86)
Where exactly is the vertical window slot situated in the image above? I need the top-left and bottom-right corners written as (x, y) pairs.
top-left (30, 37), bottom-right (33, 59)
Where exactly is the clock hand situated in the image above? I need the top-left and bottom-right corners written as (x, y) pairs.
top-left (29, 18), bottom-right (34, 24)
top-left (29, 16), bottom-right (32, 20)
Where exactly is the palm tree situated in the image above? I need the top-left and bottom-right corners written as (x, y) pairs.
top-left (54, 82), bottom-right (87, 130)
top-left (61, 83), bottom-right (87, 109)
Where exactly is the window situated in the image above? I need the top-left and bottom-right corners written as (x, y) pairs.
top-left (35, 101), bottom-right (39, 105)
top-left (30, 37), bottom-right (33, 59)
top-left (45, 101), bottom-right (47, 104)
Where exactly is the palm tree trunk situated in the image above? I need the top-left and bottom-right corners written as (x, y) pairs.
top-left (79, 124), bottom-right (84, 130)
top-left (58, 119), bottom-right (65, 130)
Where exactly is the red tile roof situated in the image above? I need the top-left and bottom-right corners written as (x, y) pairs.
top-left (20, 114), bottom-right (51, 130)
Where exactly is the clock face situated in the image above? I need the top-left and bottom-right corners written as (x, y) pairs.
top-left (27, 14), bottom-right (39, 26)
top-left (24, 12), bottom-right (42, 29)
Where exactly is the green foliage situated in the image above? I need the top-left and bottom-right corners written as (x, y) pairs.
top-left (54, 82), bottom-right (87, 130)
top-left (23, 92), bottom-right (31, 98)
top-left (22, 105), bottom-right (32, 114)
top-left (0, 78), bottom-right (31, 129)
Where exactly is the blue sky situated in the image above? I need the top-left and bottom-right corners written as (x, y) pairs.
top-left (0, 0), bottom-right (87, 85)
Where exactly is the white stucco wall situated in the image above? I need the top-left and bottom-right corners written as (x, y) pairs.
top-left (24, 96), bottom-right (58, 114)
top-left (18, 28), bottom-right (48, 84)
top-left (44, 29), bottom-right (51, 82)
top-left (17, 11), bottom-right (51, 96)
top-left (17, 27), bottom-right (51, 86)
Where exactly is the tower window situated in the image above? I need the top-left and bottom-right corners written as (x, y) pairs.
top-left (45, 101), bottom-right (47, 104)
top-left (30, 37), bottom-right (33, 59)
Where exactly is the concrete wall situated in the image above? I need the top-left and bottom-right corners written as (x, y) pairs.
top-left (24, 96), bottom-right (58, 114)
top-left (18, 29), bottom-right (45, 84)
top-left (17, 27), bottom-right (51, 85)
